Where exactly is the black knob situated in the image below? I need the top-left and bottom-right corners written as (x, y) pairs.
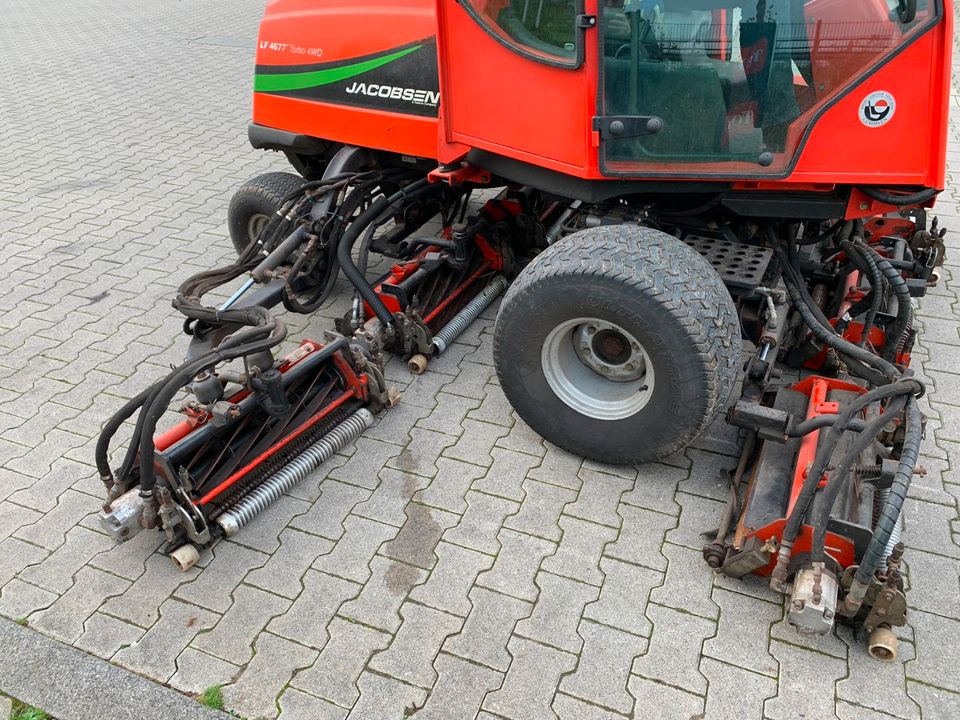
top-left (646, 116), bottom-right (664, 134)
top-left (609, 120), bottom-right (626, 137)
top-left (758, 151), bottom-right (774, 167)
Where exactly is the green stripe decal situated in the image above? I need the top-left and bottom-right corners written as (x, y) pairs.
top-left (254, 45), bottom-right (421, 92)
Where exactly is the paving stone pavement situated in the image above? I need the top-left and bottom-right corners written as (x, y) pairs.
top-left (2, 1), bottom-right (960, 719)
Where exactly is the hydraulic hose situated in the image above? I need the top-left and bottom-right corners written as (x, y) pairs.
top-left (779, 258), bottom-right (900, 382)
top-left (809, 394), bottom-right (908, 565)
top-left (772, 379), bottom-right (923, 586)
top-left (857, 242), bottom-right (913, 360)
top-left (857, 186), bottom-right (938, 207)
top-left (840, 228), bottom-right (883, 348)
top-left (336, 178), bottom-right (439, 328)
top-left (846, 396), bottom-right (923, 612)
top-left (787, 414), bottom-right (866, 436)
top-left (96, 385), bottom-right (157, 485)
top-left (137, 310), bottom-right (287, 503)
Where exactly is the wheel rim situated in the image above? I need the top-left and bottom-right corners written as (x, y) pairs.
top-left (247, 213), bottom-right (270, 245)
top-left (541, 317), bottom-right (655, 421)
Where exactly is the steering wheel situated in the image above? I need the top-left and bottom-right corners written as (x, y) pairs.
top-left (897, 0), bottom-right (917, 23)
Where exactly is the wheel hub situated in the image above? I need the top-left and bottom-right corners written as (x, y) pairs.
top-left (574, 321), bottom-right (646, 383)
top-left (542, 318), bottom-right (654, 421)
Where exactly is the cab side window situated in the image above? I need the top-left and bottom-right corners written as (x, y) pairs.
top-left (461, 1), bottom-right (581, 65)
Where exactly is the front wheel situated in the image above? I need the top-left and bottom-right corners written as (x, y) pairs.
top-left (493, 225), bottom-right (741, 464)
top-left (227, 171), bottom-right (304, 256)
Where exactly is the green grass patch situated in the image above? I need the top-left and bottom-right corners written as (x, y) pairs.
top-left (10, 698), bottom-right (49, 720)
top-left (197, 685), bottom-right (225, 711)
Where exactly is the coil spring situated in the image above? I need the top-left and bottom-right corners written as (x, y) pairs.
top-left (431, 275), bottom-right (508, 354)
top-left (217, 408), bottom-right (374, 535)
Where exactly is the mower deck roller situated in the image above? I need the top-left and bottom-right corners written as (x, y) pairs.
top-left (97, 0), bottom-right (953, 657)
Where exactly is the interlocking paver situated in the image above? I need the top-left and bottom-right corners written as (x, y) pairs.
top-left (443, 585), bottom-right (533, 671)
top-left (837, 628), bottom-right (920, 720)
top-left (413, 456), bottom-right (486, 513)
top-left (0, 578), bottom-right (57, 621)
top-left (194, 583), bottom-right (292, 666)
top-left (311, 515), bottom-right (398, 583)
top-left (476, 528), bottom-right (556, 601)
top-left (175, 540), bottom-right (269, 613)
top-left (702, 587), bottom-right (780, 677)
top-left (368, 601), bottom-right (464, 688)
top-left (74, 611), bottom-right (144, 660)
top-left (582, 557), bottom-right (659, 637)
top-left (443, 490), bottom-right (519, 554)
top-left (338, 556), bottom-right (426, 633)
top-left (416, 652), bottom-right (503, 720)
top-left (541, 515), bottom-right (618, 586)
top-left (906, 609), bottom-right (960, 693)
top-left (113, 598), bottom-right (218, 683)
top-left (482, 636), bottom-right (577, 720)
top-left (765, 640), bottom-right (847, 720)
top-left (631, 603), bottom-right (713, 695)
top-left (472, 447), bottom-right (541, 501)
top-left (700, 658), bottom-right (777, 720)
top-left (626, 675), bottom-right (705, 720)
top-left (503, 480), bottom-right (578, 542)
top-left (515, 571), bottom-right (599, 654)
top-left (649, 541), bottom-right (719, 620)
top-left (18, 524), bottom-right (112, 594)
top-left (565, 469), bottom-right (633, 528)
top-left (290, 479), bottom-right (372, 540)
top-left (268, 570), bottom-right (359, 649)
top-left (346, 671), bottom-right (427, 720)
top-left (224, 632), bottom-right (317, 720)
top-left (353, 467), bottom-right (432, 528)
top-left (31, 565), bottom-right (129, 643)
top-left (245, 527), bottom-right (333, 599)
top-left (292, 617), bottom-right (391, 708)
top-left (380, 502), bottom-right (460, 570)
top-left (408, 540), bottom-right (494, 617)
top-left (101, 553), bottom-right (200, 628)
top-left (278, 689), bottom-right (347, 720)
top-left (605, 505), bottom-right (674, 571)
top-left (559, 619), bottom-right (646, 714)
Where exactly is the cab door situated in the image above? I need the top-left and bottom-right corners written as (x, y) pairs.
top-left (435, 0), bottom-right (598, 176)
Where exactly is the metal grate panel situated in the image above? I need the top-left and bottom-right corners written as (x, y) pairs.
top-left (680, 234), bottom-right (774, 291)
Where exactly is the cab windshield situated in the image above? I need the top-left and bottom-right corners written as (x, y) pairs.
top-left (600, 0), bottom-right (937, 173)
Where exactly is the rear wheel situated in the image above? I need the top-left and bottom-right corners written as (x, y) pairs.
top-left (227, 171), bottom-right (304, 256)
top-left (493, 224), bottom-right (741, 464)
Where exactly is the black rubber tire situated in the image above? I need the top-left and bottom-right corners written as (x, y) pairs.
top-left (493, 224), bottom-right (741, 464)
top-left (227, 171), bottom-right (304, 256)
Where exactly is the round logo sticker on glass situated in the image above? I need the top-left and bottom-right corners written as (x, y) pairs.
top-left (860, 91), bottom-right (896, 128)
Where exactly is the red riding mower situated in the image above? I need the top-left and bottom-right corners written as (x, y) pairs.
top-left (98, 0), bottom-right (951, 660)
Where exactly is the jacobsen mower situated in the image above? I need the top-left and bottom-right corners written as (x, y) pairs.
top-left (97, 0), bottom-right (951, 659)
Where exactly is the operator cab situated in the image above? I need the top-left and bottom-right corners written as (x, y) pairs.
top-left (443, 0), bottom-right (941, 180)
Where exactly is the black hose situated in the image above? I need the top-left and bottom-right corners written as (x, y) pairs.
top-left (780, 379), bottom-right (922, 547)
top-left (95, 385), bottom-right (156, 484)
top-left (787, 414), bottom-right (866, 436)
top-left (779, 259), bottom-right (899, 382)
top-left (854, 395), bottom-right (922, 586)
top-left (809, 394), bottom-right (908, 564)
top-left (798, 219), bottom-right (843, 246)
top-left (858, 242), bottom-right (913, 360)
top-left (840, 234), bottom-right (883, 348)
top-left (137, 309), bottom-right (287, 499)
top-left (336, 178), bottom-right (438, 327)
top-left (858, 186), bottom-right (939, 207)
